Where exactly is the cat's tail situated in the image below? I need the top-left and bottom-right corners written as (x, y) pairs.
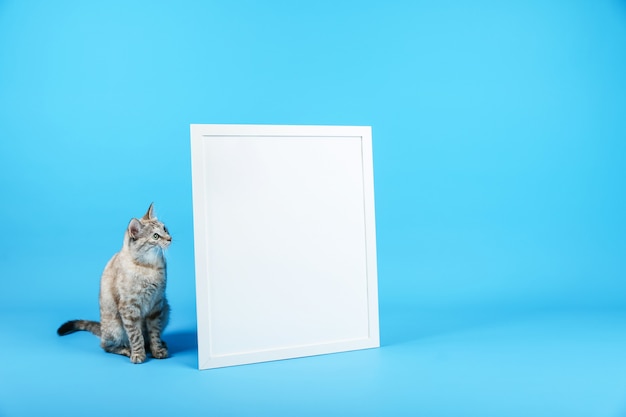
top-left (57, 320), bottom-right (101, 337)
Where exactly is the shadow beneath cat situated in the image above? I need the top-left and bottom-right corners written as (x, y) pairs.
top-left (164, 330), bottom-right (197, 355)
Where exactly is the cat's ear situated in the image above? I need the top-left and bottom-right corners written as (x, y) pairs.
top-left (128, 218), bottom-right (142, 239)
top-left (142, 203), bottom-right (155, 220)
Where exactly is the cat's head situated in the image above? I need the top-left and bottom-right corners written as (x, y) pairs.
top-left (127, 203), bottom-right (172, 252)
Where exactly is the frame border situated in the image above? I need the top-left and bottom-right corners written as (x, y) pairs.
top-left (190, 124), bottom-right (379, 369)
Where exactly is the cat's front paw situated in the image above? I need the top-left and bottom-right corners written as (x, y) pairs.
top-left (152, 345), bottom-right (169, 359)
top-left (130, 351), bottom-right (147, 364)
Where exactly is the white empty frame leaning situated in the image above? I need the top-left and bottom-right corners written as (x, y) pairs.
top-left (190, 124), bottom-right (379, 370)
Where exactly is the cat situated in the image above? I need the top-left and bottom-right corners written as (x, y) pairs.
top-left (57, 203), bottom-right (172, 364)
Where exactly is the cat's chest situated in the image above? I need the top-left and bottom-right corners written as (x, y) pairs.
top-left (133, 270), bottom-right (164, 292)
top-left (118, 268), bottom-right (165, 307)
top-left (137, 279), bottom-right (164, 313)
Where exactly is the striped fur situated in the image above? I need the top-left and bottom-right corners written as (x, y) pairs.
top-left (57, 203), bottom-right (172, 364)
top-left (57, 320), bottom-right (101, 336)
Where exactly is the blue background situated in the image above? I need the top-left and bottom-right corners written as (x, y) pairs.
top-left (1, 1), bottom-right (626, 416)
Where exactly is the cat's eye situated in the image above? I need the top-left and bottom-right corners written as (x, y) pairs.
top-left (153, 233), bottom-right (160, 240)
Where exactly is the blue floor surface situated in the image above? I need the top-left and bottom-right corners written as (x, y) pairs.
top-left (2, 305), bottom-right (626, 417)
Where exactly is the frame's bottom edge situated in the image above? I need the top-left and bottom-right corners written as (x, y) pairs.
top-left (198, 338), bottom-right (379, 370)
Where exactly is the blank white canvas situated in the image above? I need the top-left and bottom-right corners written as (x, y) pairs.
top-left (190, 124), bottom-right (379, 369)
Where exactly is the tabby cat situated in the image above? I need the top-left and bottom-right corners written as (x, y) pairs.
top-left (57, 203), bottom-right (172, 364)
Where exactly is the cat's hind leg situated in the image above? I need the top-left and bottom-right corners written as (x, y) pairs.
top-left (102, 343), bottom-right (131, 357)
top-left (100, 315), bottom-right (132, 358)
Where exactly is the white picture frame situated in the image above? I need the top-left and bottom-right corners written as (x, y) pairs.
top-left (190, 124), bottom-right (379, 369)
